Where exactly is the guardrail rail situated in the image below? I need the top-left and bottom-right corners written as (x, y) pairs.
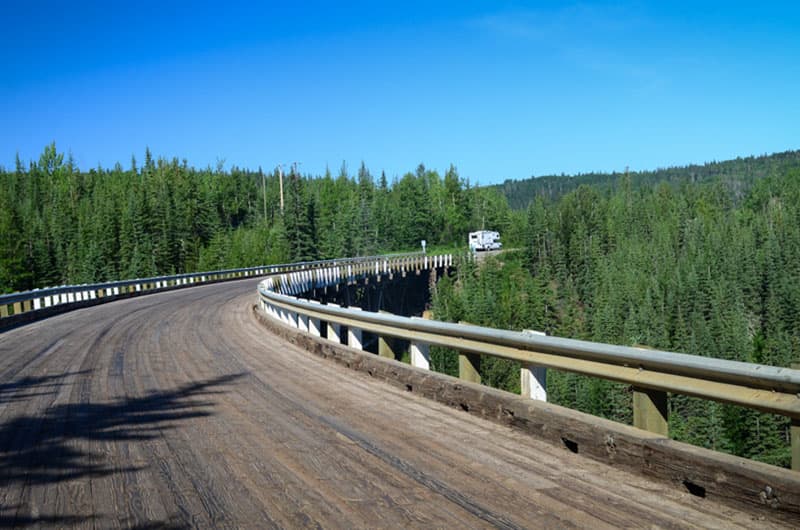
top-left (0, 253), bottom-right (427, 328)
top-left (258, 254), bottom-right (800, 473)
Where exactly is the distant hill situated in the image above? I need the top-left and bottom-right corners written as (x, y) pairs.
top-left (492, 149), bottom-right (800, 210)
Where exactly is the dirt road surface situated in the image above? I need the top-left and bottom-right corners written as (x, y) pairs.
top-left (0, 279), bottom-right (781, 528)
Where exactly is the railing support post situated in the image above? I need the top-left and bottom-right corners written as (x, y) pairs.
top-left (792, 362), bottom-right (800, 471)
top-left (347, 307), bottom-right (363, 350)
top-left (410, 341), bottom-right (430, 370)
top-left (792, 417), bottom-right (800, 472)
top-left (457, 321), bottom-right (482, 384)
top-left (309, 316), bottom-right (321, 336)
top-left (521, 330), bottom-right (547, 401)
top-left (307, 300), bottom-right (322, 337)
top-left (379, 336), bottom-right (396, 359)
top-left (410, 314), bottom-right (430, 369)
top-left (633, 387), bottom-right (669, 436)
top-left (378, 310), bottom-right (397, 359)
top-left (459, 354), bottom-right (481, 384)
top-left (347, 326), bottom-right (362, 350)
top-left (327, 303), bottom-right (341, 344)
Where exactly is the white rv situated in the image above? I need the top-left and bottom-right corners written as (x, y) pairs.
top-left (469, 230), bottom-right (502, 252)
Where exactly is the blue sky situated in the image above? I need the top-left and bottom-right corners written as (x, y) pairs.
top-left (2, 1), bottom-right (798, 184)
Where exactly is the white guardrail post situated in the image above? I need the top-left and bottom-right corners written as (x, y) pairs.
top-left (347, 307), bottom-right (363, 350)
top-left (327, 303), bottom-right (342, 343)
top-left (308, 300), bottom-right (322, 337)
top-left (410, 317), bottom-right (430, 370)
top-left (521, 330), bottom-right (547, 402)
top-left (410, 340), bottom-right (430, 370)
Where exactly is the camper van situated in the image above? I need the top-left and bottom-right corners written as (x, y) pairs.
top-left (468, 230), bottom-right (502, 252)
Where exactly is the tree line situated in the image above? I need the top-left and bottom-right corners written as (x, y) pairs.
top-left (0, 143), bottom-right (513, 293)
top-left (494, 149), bottom-right (800, 208)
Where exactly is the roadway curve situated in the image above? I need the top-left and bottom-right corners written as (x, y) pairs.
top-left (0, 279), bottom-right (777, 528)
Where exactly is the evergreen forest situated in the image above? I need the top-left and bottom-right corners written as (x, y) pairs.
top-left (432, 164), bottom-right (800, 467)
top-left (0, 143), bottom-right (512, 293)
top-left (3, 144), bottom-right (800, 466)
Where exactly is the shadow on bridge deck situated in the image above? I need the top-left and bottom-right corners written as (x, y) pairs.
top-left (0, 371), bottom-right (243, 528)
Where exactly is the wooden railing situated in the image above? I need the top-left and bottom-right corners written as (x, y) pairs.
top-left (258, 255), bottom-right (800, 471)
top-left (4, 251), bottom-right (798, 470)
top-left (0, 253), bottom-right (427, 326)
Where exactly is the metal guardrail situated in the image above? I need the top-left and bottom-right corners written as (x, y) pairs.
top-left (258, 255), bottom-right (800, 470)
top-left (6, 250), bottom-right (798, 468)
top-left (0, 253), bottom-right (425, 319)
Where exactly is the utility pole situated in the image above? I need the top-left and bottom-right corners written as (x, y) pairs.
top-left (277, 162), bottom-right (300, 215)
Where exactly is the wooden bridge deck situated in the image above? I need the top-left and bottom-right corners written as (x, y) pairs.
top-left (0, 279), bottom-right (784, 528)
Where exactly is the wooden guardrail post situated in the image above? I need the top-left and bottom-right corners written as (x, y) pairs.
top-left (793, 413), bottom-right (800, 473)
top-left (792, 362), bottom-right (800, 471)
top-left (12, 302), bottom-right (22, 315)
top-left (459, 354), bottom-right (481, 384)
top-left (0, 303), bottom-right (8, 317)
top-left (632, 345), bottom-right (669, 436)
top-left (457, 321), bottom-right (481, 384)
top-left (378, 336), bottom-right (396, 359)
top-left (633, 387), bottom-right (669, 436)
top-left (378, 310), bottom-right (397, 359)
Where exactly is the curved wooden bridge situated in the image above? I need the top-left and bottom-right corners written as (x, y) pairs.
top-left (0, 277), bottom-right (792, 528)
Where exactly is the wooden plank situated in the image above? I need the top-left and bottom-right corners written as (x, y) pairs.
top-left (643, 437), bottom-right (800, 519)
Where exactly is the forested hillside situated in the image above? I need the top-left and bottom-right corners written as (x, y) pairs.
top-left (4, 143), bottom-right (799, 466)
top-left (0, 143), bottom-right (514, 293)
top-left (494, 149), bottom-right (800, 209)
top-left (432, 170), bottom-right (800, 467)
